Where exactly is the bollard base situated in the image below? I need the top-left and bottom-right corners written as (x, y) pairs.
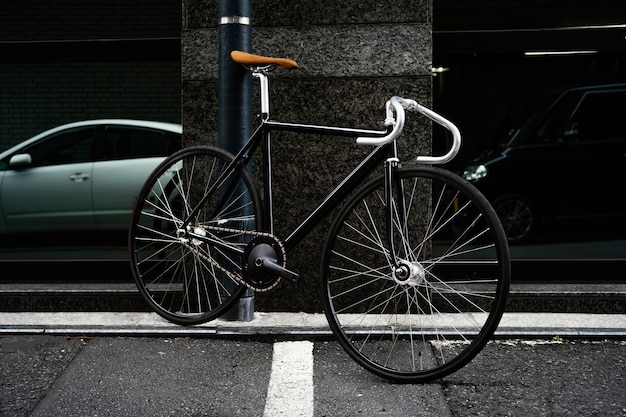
top-left (220, 295), bottom-right (254, 321)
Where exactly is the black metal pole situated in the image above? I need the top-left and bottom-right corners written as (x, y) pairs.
top-left (218, 0), bottom-right (254, 321)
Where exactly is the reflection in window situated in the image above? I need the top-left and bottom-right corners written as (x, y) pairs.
top-left (531, 92), bottom-right (578, 145)
top-left (26, 127), bottom-right (95, 167)
top-left (101, 127), bottom-right (178, 161)
top-left (570, 90), bottom-right (626, 142)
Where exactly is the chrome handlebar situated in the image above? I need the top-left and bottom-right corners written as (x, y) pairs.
top-left (356, 96), bottom-right (462, 165)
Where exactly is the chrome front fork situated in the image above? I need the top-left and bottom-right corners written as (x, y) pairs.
top-left (384, 157), bottom-right (403, 273)
top-left (384, 157), bottom-right (424, 286)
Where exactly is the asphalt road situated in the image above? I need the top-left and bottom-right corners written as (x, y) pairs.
top-left (1, 335), bottom-right (625, 417)
top-left (0, 238), bottom-right (624, 416)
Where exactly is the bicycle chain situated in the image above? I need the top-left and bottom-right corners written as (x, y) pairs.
top-left (181, 225), bottom-right (285, 293)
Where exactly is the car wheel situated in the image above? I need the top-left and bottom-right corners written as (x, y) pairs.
top-left (492, 194), bottom-right (537, 244)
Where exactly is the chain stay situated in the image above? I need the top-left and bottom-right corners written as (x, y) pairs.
top-left (182, 225), bottom-right (286, 292)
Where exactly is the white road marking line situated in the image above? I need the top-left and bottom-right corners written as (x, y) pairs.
top-left (263, 341), bottom-right (314, 417)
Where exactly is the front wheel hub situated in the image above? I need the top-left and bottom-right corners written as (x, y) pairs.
top-left (393, 261), bottom-right (426, 287)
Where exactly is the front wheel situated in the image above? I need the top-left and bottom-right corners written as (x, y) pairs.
top-left (128, 146), bottom-right (263, 325)
top-left (321, 166), bottom-right (510, 383)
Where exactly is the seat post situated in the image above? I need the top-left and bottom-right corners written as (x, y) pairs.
top-left (252, 70), bottom-right (270, 119)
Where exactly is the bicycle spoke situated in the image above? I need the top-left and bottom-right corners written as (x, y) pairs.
top-left (322, 166), bottom-right (509, 383)
top-left (129, 146), bottom-right (262, 325)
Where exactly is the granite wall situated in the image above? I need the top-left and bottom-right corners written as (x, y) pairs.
top-left (182, 0), bottom-right (433, 312)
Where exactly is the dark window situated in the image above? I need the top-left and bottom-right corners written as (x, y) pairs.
top-left (568, 90), bottom-right (626, 143)
top-left (529, 91), bottom-right (579, 145)
top-left (97, 126), bottom-right (179, 161)
top-left (24, 127), bottom-right (95, 167)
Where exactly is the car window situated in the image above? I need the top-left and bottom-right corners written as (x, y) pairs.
top-left (98, 126), bottom-right (179, 161)
top-left (500, 91), bottom-right (568, 147)
top-left (568, 90), bottom-right (626, 143)
top-left (527, 91), bottom-right (580, 145)
top-left (23, 126), bottom-right (95, 167)
top-left (499, 94), bottom-right (554, 148)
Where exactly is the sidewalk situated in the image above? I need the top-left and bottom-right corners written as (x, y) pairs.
top-left (1, 311), bottom-right (626, 337)
top-left (1, 312), bottom-right (625, 417)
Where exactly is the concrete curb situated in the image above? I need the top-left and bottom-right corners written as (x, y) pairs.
top-left (1, 311), bottom-right (625, 338)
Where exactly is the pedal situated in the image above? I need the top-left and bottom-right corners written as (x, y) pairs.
top-left (252, 253), bottom-right (300, 283)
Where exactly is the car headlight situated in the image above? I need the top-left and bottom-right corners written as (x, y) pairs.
top-left (463, 164), bottom-right (487, 181)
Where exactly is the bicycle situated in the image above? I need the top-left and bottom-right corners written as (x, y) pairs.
top-left (128, 50), bottom-right (511, 383)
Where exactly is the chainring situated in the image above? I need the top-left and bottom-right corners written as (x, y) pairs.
top-left (242, 235), bottom-right (286, 291)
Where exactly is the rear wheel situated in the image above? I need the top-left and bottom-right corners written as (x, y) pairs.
top-left (128, 146), bottom-right (262, 325)
top-left (321, 166), bottom-right (510, 383)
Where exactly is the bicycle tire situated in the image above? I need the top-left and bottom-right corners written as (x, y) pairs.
top-left (321, 165), bottom-right (510, 383)
top-left (129, 145), bottom-right (263, 325)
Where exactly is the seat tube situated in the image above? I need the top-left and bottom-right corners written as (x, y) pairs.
top-left (253, 70), bottom-right (274, 233)
top-left (262, 127), bottom-right (275, 234)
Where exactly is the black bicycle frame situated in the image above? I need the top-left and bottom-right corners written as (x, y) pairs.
top-left (181, 116), bottom-right (396, 255)
top-left (260, 120), bottom-right (395, 252)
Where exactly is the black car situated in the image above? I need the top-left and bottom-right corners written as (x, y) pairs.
top-left (462, 84), bottom-right (626, 244)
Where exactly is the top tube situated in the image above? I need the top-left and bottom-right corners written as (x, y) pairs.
top-left (230, 50), bottom-right (298, 70)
